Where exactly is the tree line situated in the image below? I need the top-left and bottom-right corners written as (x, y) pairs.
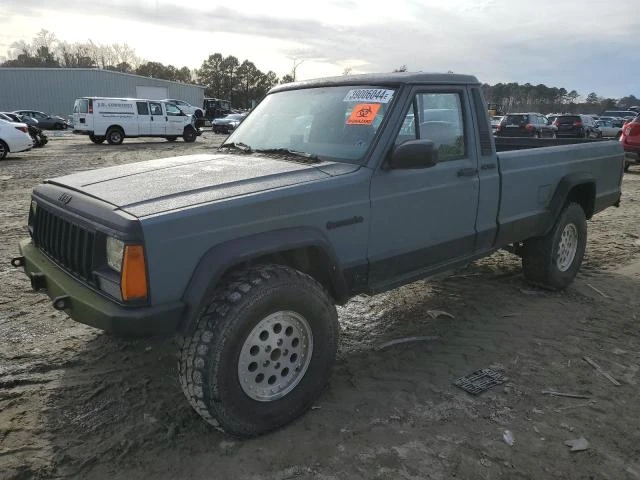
top-left (2, 31), bottom-right (637, 112)
top-left (481, 82), bottom-right (639, 115)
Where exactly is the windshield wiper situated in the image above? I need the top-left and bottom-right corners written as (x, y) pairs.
top-left (254, 148), bottom-right (320, 162)
top-left (219, 141), bottom-right (253, 153)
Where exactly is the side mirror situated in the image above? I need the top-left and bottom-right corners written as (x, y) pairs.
top-left (388, 140), bottom-right (438, 170)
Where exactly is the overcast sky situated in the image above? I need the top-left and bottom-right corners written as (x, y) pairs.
top-left (2, 0), bottom-right (638, 98)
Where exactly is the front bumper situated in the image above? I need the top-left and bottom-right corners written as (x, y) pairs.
top-left (14, 239), bottom-right (184, 335)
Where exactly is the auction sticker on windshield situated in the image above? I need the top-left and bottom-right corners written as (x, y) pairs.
top-left (344, 89), bottom-right (394, 103)
top-left (346, 103), bottom-right (381, 125)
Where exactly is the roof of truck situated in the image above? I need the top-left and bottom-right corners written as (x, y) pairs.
top-left (269, 72), bottom-right (480, 94)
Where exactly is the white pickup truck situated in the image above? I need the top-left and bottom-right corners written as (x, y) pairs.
top-left (72, 97), bottom-right (200, 145)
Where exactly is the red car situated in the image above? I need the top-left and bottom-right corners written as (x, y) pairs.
top-left (620, 114), bottom-right (640, 171)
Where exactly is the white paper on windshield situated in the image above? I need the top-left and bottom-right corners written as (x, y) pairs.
top-left (343, 89), bottom-right (394, 103)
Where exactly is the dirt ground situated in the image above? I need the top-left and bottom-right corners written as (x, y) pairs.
top-left (1, 133), bottom-right (640, 480)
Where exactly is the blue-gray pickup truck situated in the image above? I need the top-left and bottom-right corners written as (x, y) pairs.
top-left (13, 73), bottom-right (624, 437)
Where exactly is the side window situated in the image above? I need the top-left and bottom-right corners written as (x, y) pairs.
top-left (394, 92), bottom-right (466, 161)
top-left (166, 103), bottom-right (181, 116)
top-left (149, 102), bottom-right (163, 116)
top-left (136, 102), bottom-right (149, 115)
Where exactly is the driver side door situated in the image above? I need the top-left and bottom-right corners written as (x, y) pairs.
top-left (367, 88), bottom-right (480, 287)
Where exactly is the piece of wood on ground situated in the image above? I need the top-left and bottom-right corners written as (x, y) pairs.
top-left (541, 390), bottom-right (591, 399)
top-left (376, 336), bottom-right (439, 351)
top-left (586, 283), bottom-right (611, 299)
top-left (426, 310), bottom-right (455, 320)
top-left (583, 356), bottom-right (622, 386)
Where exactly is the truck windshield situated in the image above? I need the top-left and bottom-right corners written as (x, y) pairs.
top-left (222, 86), bottom-right (396, 164)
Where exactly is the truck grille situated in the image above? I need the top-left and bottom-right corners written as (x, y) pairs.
top-left (33, 206), bottom-right (96, 282)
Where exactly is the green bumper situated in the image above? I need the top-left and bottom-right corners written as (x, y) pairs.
top-left (16, 239), bottom-right (185, 335)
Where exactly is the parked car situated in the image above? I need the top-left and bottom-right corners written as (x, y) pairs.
top-left (620, 114), bottom-right (640, 171)
top-left (495, 113), bottom-right (556, 138)
top-left (72, 97), bottom-right (200, 144)
top-left (13, 110), bottom-right (69, 130)
top-left (203, 97), bottom-right (232, 121)
top-left (601, 110), bottom-right (638, 120)
top-left (13, 72), bottom-right (623, 437)
top-left (211, 113), bottom-right (247, 134)
top-left (596, 119), bottom-right (623, 138)
top-left (553, 114), bottom-right (599, 138)
top-left (0, 118), bottom-right (33, 159)
top-left (162, 99), bottom-right (204, 118)
top-left (0, 112), bottom-right (48, 147)
top-left (490, 115), bottom-right (503, 133)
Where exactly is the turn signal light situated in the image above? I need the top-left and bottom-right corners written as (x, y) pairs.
top-left (121, 245), bottom-right (148, 301)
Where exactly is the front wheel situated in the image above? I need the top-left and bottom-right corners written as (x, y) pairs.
top-left (178, 264), bottom-right (339, 437)
top-left (183, 127), bottom-right (197, 143)
top-left (522, 202), bottom-right (587, 290)
top-left (0, 140), bottom-right (8, 160)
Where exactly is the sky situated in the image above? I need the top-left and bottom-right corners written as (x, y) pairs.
top-left (1, 0), bottom-right (639, 98)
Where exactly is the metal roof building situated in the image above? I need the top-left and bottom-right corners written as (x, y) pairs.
top-left (0, 68), bottom-right (204, 118)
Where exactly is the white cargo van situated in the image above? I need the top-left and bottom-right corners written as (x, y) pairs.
top-left (72, 97), bottom-right (199, 145)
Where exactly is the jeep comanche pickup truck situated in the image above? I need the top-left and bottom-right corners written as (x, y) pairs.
top-left (13, 73), bottom-right (624, 437)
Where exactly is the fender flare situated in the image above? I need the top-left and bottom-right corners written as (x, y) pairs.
top-left (546, 172), bottom-right (595, 231)
top-left (180, 227), bottom-right (348, 331)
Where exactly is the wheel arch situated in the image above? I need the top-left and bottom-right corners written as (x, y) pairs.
top-left (106, 124), bottom-right (125, 135)
top-left (180, 227), bottom-right (349, 332)
top-left (547, 173), bottom-right (596, 230)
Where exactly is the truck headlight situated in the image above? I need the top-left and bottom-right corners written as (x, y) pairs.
top-left (106, 236), bottom-right (125, 272)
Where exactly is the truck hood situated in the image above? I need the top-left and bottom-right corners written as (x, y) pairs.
top-left (46, 153), bottom-right (359, 217)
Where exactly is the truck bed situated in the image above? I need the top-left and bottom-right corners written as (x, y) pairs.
top-left (495, 138), bottom-right (624, 247)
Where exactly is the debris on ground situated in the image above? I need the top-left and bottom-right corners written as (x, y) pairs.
top-left (541, 390), bottom-right (591, 399)
top-left (503, 430), bottom-right (515, 446)
top-left (426, 310), bottom-right (455, 320)
top-left (586, 283), bottom-right (611, 298)
top-left (583, 356), bottom-right (622, 386)
top-left (564, 437), bottom-right (590, 452)
top-left (454, 368), bottom-right (506, 395)
top-left (376, 336), bottom-right (439, 351)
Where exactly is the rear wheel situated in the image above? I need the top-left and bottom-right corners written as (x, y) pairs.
top-left (522, 202), bottom-right (587, 290)
top-left (166, 136), bottom-right (177, 142)
top-left (178, 264), bottom-right (339, 437)
top-left (0, 140), bottom-right (8, 160)
top-left (106, 128), bottom-right (124, 145)
top-left (89, 134), bottom-right (105, 144)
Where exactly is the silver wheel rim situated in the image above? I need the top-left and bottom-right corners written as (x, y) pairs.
top-left (111, 132), bottom-right (121, 142)
top-left (556, 223), bottom-right (579, 272)
top-left (238, 311), bottom-right (313, 402)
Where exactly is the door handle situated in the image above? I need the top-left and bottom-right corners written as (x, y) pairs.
top-left (457, 168), bottom-right (478, 177)
top-left (165, 117), bottom-right (168, 121)
top-left (151, 117), bottom-right (154, 121)
top-left (480, 163), bottom-right (496, 170)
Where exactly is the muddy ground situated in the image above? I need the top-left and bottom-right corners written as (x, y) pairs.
top-left (1, 133), bottom-right (640, 480)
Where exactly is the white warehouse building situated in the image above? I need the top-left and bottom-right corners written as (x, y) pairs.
top-left (0, 68), bottom-right (204, 118)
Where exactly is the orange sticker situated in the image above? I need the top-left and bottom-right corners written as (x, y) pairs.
top-left (346, 103), bottom-right (381, 125)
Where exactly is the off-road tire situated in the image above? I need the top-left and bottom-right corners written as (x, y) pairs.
top-left (178, 264), bottom-right (339, 437)
top-left (106, 128), bottom-right (124, 145)
top-left (522, 202), bottom-right (587, 290)
top-left (183, 127), bottom-right (197, 143)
